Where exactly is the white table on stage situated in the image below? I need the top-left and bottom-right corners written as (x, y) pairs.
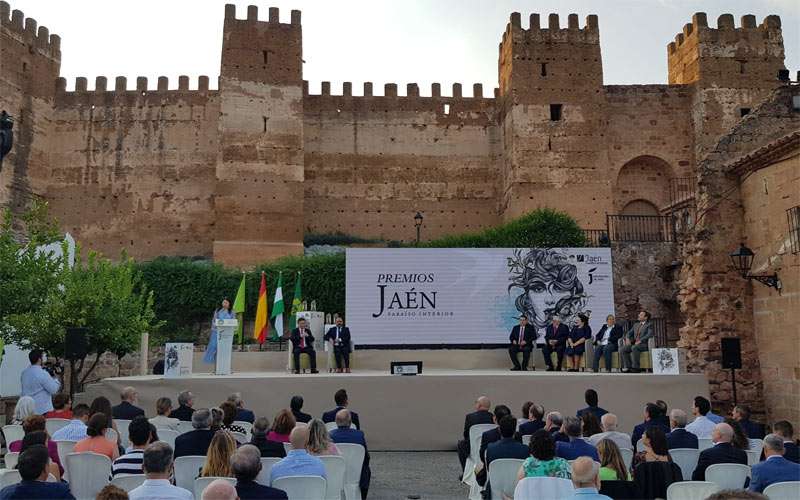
top-left (215, 318), bottom-right (238, 375)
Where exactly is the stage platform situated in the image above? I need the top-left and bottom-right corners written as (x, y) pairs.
top-left (80, 369), bottom-right (709, 451)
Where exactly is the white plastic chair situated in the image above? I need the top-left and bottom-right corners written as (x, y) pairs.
top-left (4, 452), bottom-right (19, 469)
top-left (55, 440), bottom-right (77, 479)
top-left (666, 481), bottom-right (720, 500)
top-left (1, 425), bottom-right (24, 445)
top-left (255, 457), bottom-right (281, 485)
top-left (325, 422), bottom-right (356, 432)
top-left (669, 448), bottom-right (700, 481)
top-left (513, 476), bottom-right (574, 499)
top-left (194, 476), bottom-right (236, 499)
top-left (273, 475), bottom-right (327, 500)
top-left (463, 423), bottom-right (497, 486)
top-left (705, 463), bottom-right (751, 490)
top-left (110, 474), bottom-right (146, 492)
top-left (488, 458), bottom-right (524, 500)
top-left (176, 420), bottom-right (195, 435)
top-left (619, 448), bottom-right (634, 469)
top-left (698, 438), bottom-right (713, 451)
top-left (746, 449), bottom-right (761, 466)
top-left (763, 481), bottom-right (800, 500)
top-left (45, 418), bottom-right (71, 436)
top-left (114, 420), bottom-right (131, 449)
top-left (231, 431), bottom-right (249, 445)
top-left (0, 469), bottom-right (21, 489)
top-left (174, 455), bottom-right (206, 491)
top-left (749, 438), bottom-right (764, 456)
top-left (521, 435), bottom-right (532, 446)
top-left (337, 442), bottom-right (366, 500)
top-left (65, 452), bottom-right (112, 500)
top-left (320, 454), bottom-right (346, 500)
top-left (156, 428), bottom-right (179, 449)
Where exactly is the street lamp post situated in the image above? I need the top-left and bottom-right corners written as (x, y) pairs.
top-left (414, 212), bottom-right (424, 245)
top-left (729, 243), bottom-right (781, 292)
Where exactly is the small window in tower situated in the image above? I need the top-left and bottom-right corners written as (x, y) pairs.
top-left (22, 62), bottom-right (27, 72)
top-left (263, 50), bottom-right (268, 65)
top-left (740, 108), bottom-right (751, 117)
top-left (443, 103), bottom-right (450, 115)
top-left (550, 104), bottom-right (563, 121)
top-left (541, 63), bottom-right (547, 77)
top-left (738, 60), bottom-right (746, 74)
top-left (262, 116), bottom-right (267, 132)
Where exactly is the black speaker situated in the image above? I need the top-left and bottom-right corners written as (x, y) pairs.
top-left (721, 338), bottom-right (742, 369)
top-left (65, 327), bottom-right (89, 360)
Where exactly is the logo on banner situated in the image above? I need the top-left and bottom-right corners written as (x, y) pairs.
top-left (373, 273), bottom-right (438, 318)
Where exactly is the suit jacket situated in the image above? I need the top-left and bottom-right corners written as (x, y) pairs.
top-left (515, 419), bottom-right (545, 440)
top-left (235, 408), bottom-right (255, 424)
top-left (169, 404), bottom-right (195, 422)
top-left (290, 327), bottom-right (315, 350)
top-left (292, 409), bottom-right (312, 424)
top-left (0, 480), bottom-right (75, 500)
top-left (556, 438), bottom-right (600, 461)
top-left (463, 409), bottom-right (494, 441)
top-left (593, 324), bottom-right (623, 346)
top-left (329, 427), bottom-right (371, 491)
top-left (112, 401), bottom-right (146, 420)
top-left (626, 321), bottom-right (654, 344)
top-left (322, 407), bottom-right (361, 430)
top-left (784, 442), bottom-right (800, 463)
top-left (251, 434), bottom-right (287, 458)
top-left (509, 325), bottom-right (536, 345)
top-left (667, 428), bottom-right (699, 449)
top-left (692, 442), bottom-right (748, 481)
top-left (480, 428), bottom-right (502, 463)
top-left (552, 430), bottom-right (570, 444)
top-left (486, 437), bottom-right (529, 468)
top-left (634, 461), bottom-right (683, 500)
top-left (236, 479), bottom-right (288, 500)
top-left (577, 406), bottom-right (608, 420)
top-left (324, 326), bottom-right (352, 351)
top-left (174, 428), bottom-right (216, 458)
top-left (738, 419), bottom-right (765, 439)
top-left (631, 421), bottom-right (670, 448)
top-left (544, 323), bottom-right (570, 346)
top-left (748, 456), bottom-right (800, 493)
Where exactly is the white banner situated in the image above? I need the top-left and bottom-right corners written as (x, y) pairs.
top-left (164, 343), bottom-right (194, 378)
top-left (346, 248), bottom-right (615, 345)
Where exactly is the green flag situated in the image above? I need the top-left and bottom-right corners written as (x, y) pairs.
top-left (269, 273), bottom-right (284, 341)
top-left (289, 272), bottom-right (303, 330)
top-left (232, 273), bottom-right (246, 342)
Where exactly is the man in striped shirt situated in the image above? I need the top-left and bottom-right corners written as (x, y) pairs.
top-left (51, 404), bottom-right (90, 442)
top-left (112, 416), bottom-right (153, 476)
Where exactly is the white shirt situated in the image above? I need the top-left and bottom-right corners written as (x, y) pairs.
top-left (20, 364), bottom-right (60, 414)
top-left (686, 415), bottom-right (716, 439)
top-left (149, 415), bottom-right (180, 431)
top-left (129, 479), bottom-right (192, 500)
top-left (51, 419), bottom-right (88, 441)
top-left (536, 328), bottom-right (546, 345)
top-left (600, 325), bottom-right (614, 345)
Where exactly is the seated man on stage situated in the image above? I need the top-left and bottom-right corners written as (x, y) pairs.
top-left (620, 310), bottom-right (653, 373)
top-left (290, 317), bottom-right (318, 374)
top-left (508, 315), bottom-right (535, 371)
top-left (543, 316), bottom-right (570, 371)
top-left (324, 315), bottom-right (352, 373)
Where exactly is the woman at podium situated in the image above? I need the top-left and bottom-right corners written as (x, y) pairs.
top-left (203, 298), bottom-right (235, 364)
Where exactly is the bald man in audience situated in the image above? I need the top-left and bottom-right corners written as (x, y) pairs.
top-left (692, 423), bottom-right (748, 481)
top-left (201, 479), bottom-right (239, 500)
top-left (588, 413), bottom-right (631, 451)
top-left (457, 396), bottom-right (494, 471)
top-left (565, 457), bottom-right (612, 500)
top-left (269, 426), bottom-right (326, 483)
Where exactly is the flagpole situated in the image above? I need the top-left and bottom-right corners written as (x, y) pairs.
top-left (240, 271), bottom-right (245, 353)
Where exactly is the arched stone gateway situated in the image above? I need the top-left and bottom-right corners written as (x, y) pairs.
top-left (615, 156), bottom-right (675, 214)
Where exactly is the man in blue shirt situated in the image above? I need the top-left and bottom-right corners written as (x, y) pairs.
top-left (330, 409), bottom-right (372, 499)
top-left (51, 404), bottom-right (91, 441)
top-left (556, 416), bottom-right (599, 461)
top-left (565, 457), bottom-right (612, 500)
top-left (749, 434), bottom-right (800, 493)
top-left (0, 445), bottom-right (74, 499)
top-left (270, 426), bottom-right (326, 483)
top-left (20, 349), bottom-right (60, 415)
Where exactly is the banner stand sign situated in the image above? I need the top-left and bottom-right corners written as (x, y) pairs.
top-left (164, 343), bottom-right (193, 378)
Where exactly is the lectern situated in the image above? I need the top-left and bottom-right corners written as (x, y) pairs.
top-left (215, 318), bottom-right (238, 375)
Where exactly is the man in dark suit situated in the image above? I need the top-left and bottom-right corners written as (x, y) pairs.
top-left (169, 390), bottom-right (195, 422)
top-left (667, 409), bottom-right (699, 449)
top-left (330, 410), bottom-right (371, 499)
top-left (228, 392), bottom-right (255, 423)
top-left (516, 404), bottom-right (545, 440)
top-left (749, 434), bottom-right (800, 493)
top-left (479, 405), bottom-right (512, 464)
top-left (632, 403), bottom-right (670, 448)
top-left (290, 395), bottom-right (312, 424)
top-left (692, 423), bottom-right (748, 481)
top-left (0, 445), bottom-right (74, 499)
top-left (543, 316), bottom-right (570, 371)
top-left (324, 315), bottom-right (352, 373)
top-left (621, 310), bottom-right (654, 373)
top-left (457, 396), bottom-right (494, 471)
top-left (591, 314), bottom-right (623, 372)
top-left (174, 408), bottom-right (216, 458)
top-left (555, 416), bottom-right (599, 461)
top-left (774, 420), bottom-right (800, 463)
top-left (545, 411), bottom-right (569, 443)
top-left (576, 389), bottom-right (608, 420)
top-left (232, 444), bottom-right (288, 500)
top-left (479, 415), bottom-right (529, 492)
top-left (733, 405), bottom-right (765, 439)
top-left (508, 316), bottom-right (536, 371)
top-left (290, 317), bottom-right (318, 374)
top-left (322, 389), bottom-right (361, 429)
top-left (112, 386), bottom-right (146, 420)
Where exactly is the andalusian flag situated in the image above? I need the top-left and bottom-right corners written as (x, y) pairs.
top-left (270, 273), bottom-right (284, 340)
top-left (289, 272), bottom-right (303, 330)
top-left (254, 272), bottom-right (269, 343)
top-left (232, 273), bottom-right (246, 342)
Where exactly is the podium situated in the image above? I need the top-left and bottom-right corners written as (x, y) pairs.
top-left (215, 318), bottom-right (238, 375)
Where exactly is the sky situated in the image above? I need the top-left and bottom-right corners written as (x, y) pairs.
top-left (10, 0), bottom-right (800, 94)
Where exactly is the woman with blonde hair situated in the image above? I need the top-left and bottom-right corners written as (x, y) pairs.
top-left (201, 430), bottom-right (237, 477)
top-left (306, 419), bottom-right (340, 456)
top-left (597, 438), bottom-right (631, 481)
top-left (149, 397), bottom-right (180, 430)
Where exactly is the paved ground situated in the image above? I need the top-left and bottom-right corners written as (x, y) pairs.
top-left (368, 451), bottom-right (469, 499)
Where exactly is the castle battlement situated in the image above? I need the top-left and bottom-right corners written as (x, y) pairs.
top-left (223, 3), bottom-right (300, 26)
top-left (56, 75), bottom-right (215, 94)
top-left (502, 12), bottom-right (599, 45)
top-left (0, 1), bottom-right (60, 56)
top-left (303, 81), bottom-right (497, 99)
top-left (667, 12), bottom-right (782, 55)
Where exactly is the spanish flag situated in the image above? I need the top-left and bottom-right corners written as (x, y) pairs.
top-left (254, 271), bottom-right (269, 343)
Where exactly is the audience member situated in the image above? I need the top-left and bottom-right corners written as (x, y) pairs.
top-left (725, 417), bottom-right (751, 450)
top-left (686, 396), bottom-right (717, 439)
top-left (516, 429), bottom-right (571, 480)
top-left (307, 418), bottom-right (340, 456)
top-left (692, 422), bottom-right (748, 481)
top-left (174, 408), bottom-right (216, 458)
top-left (480, 415), bottom-right (528, 489)
top-left (577, 389), bottom-right (608, 420)
top-left (631, 426), bottom-right (671, 470)
top-left (773, 420), bottom-right (800, 463)
top-left (74, 413), bottom-right (119, 460)
top-left (631, 402), bottom-right (670, 448)
top-left (112, 386), bottom-right (145, 420)
top-left (8, 415), bottom-right (63, 476)
top-left (322, 388), bottom-right (361, 429)
top-left (250, 416), bottom-right (287, 458)
top-left (220, 401), bottom-right (247, 433)
top-left (45, 393), bottom-right (73, 419)
top-left (566, 457), bottom-right (612, 500)
top-left (666, 409), bottom-right (698, 449)
top-left (581, 412), bottom-right (603, 438)
top-left (290, 395), bottom-right (312, 424)
top-left (632, 447), bottom-right (683, 500)
top-left (112, 416), bottom-right (153, 476)
top-left (17, 431), bottom-right (61, 480)
top-left (515, 403), bottom-right (545, 440)
top-left (479, 405), bottom-right (511, 463)
top-left (707, 491), bottom-right (767, 500)
top-left (457, 395), bottom-right (493, 470)
top-left (51, 403), bottom-right (90, 441)
top-left (89, 396), bottom-right (120, 441)
top-left (556, 416), bottom-right (599, 461)
top-left (267, 409), bottom-right (296, 443)
top-left (597, 439), bottom-right (631, 481)
top-left (748, 434), bottom-right (800, 493)
top-left (128, 442), bottom-right (192, 500)
top-left (96, 484), bottom-right (129, 500)
top-left (653, 400), bottom-right (670, 428)
top-left (227, 392), bottom-right (255, 424)
top-left (330, 409), bottom-right (371, 499)
top-left (201, 430), bottom-right (236, 477)
top-left (201, 479), bottom-right (238, 500)
top-left (169, 390), bottom-right (195, 421)
top-left (149, 397), bottom-right (179, 430)
top-left (546, 411), bottom-right (569, 443)
top-left (588, 413), bottom-right (631, 451)
top-left (0, 445), bottom-right (74, 500)
top-left (270, 425), bottom-right (327, 483)
top-left (733, 405), bottom-right (765, 440)
top-left (232, 444), bottom-right (288, 499)
top-left (210, 407), bottom-right (224, 431)
top-left (706, 408), bottom-right (725, 424)
top-left (11, 396), bottom-right (36, 424)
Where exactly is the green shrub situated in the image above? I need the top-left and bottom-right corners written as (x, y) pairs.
top-left (303, 232), bottom-right (379, 246)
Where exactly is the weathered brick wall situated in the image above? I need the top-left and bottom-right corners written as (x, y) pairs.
top-left (612, 242), bottom-right (681, 326)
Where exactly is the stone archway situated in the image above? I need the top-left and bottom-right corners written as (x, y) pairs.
top-left (621, 199), bottom-right (660, 216)
top-left (615, 156), bottom-right (674, 213)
